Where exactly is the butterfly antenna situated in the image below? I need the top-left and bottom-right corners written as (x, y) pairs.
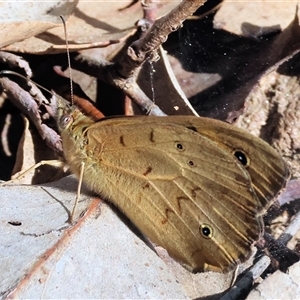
top-left (60, 15), bottom-right (74, 106)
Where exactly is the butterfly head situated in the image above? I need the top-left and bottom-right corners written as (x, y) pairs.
top-left (55, 94), bottom-right (95, 136)
top-left (55, 95), bottom-right (76, 132)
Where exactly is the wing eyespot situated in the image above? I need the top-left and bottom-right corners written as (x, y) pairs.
top-left (175, 142), bottom-right (185, 151)
top-left (60, 114), bottom-right (73, 129)
top-left (233, 150), bottom-right (250, 167)
top-left (188, 160), bottom-right (195, 167)
top-left (200, 224), bottom-right (213, 239)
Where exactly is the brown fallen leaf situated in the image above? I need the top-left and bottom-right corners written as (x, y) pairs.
top-left (1, 1), bottom-right (180, 54)
top-left (0, 1), bottom-right (78, 48)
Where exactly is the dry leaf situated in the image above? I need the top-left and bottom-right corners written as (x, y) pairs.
top-left (2, 1), bottom-right (180, 54)
top-left (11, 117), bottom-right (65, 184)
top-left (0, 1), bottom-right (78, 48)
top-left (214, 0), bottom-right (299, 36)
top-left (0, 176), bottom-right (188, 299)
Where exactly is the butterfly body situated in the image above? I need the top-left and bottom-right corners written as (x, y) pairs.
top-left (57, 100), bottom-right (289, 273)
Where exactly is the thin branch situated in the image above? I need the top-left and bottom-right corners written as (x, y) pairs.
top-left (277, 210), bottom-right (300, 245)
top-left (141, 0), bottom-right (158, 23)
top-left (73, 0), bottom-right (207, 115)
top-left (0, 77), bottom-right (62, 153)
top-left (118, 0), bottom-right (207, 78)
top-left (0, 51), bottom-right (32, 77)
top-left (220, 256), bottom-right (271, 300)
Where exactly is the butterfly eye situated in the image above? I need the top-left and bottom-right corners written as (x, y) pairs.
top-left (175, 142), bottom-right (185, 151)
top-left (60, 114), bottom-right (73, 128)
top-left (200, 224), bottom-right (213, 239)
top-left (233, 150), bottom-right (250, 167)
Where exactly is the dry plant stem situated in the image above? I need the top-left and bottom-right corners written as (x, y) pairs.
top-left (220, 256), bottom-right (271, 300)
top-left (72, 56), bottom-right (166, 115)
top-left (0, 69), bottom-right (61, 123)
top-left (51, 40), bottom-right (120, 51)
top-left (118, 0), bottom-right (207, 78)
top-left (73, 1), bottom-right (206, 116)
top-left (1, 114), bottom-right (12, 157)
top-left (277, 210), bottom-right (300, 245)
top-left (0, 77), bottom-right (63, 153)
top-left (0, 70), bottom-right (52, 115)
top-left (0, 51), bottom-right (32, 77)
top-left (141, 0), bottom-right (158, 22)
top-left (27, 81), bottom-right (54, 119)
top-left (116, 76), bottom-right (167, 115)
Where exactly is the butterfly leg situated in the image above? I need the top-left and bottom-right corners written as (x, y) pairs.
top-left (69, 161), bottom-right (85, 224)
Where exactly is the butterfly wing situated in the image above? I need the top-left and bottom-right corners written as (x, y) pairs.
top-left (76, 117), bottom-right (264, 272)
top-left (162, 116), bottom-right (290, 211)
top-left (84, 115), bottom-right (289, 211)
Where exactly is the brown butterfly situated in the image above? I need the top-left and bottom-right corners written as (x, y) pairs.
top-left (56, 97), bottom-right (289, 273)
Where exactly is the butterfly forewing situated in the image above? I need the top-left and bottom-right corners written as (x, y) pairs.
top-left (169, 116), bottom-right (290, 211)
top-left (60, 113), bottom-right (267, 272)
